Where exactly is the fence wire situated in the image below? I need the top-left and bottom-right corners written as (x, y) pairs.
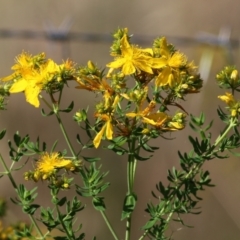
top-left (0, 25), bottom-right (238, 80)
top-left (0, 27), bottom-right (238, 47)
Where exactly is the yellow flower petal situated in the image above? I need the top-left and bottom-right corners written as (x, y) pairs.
top-left (107, 58), bottom-right (127, 69)
top-left (126, 112), bottom-right (138, 118)
top-left (168, 52), bottom-right (187, 68)
top-left (133, 57), bottom-right (153, 74)
top-left (155, 67), bottom-right (172, 87)
top-left (169, 121), bottom-right (184, 129)
top-left (151, 58), bottom-right (167, 69)
top-left (54, 159), bottom-right (74, 169)
top-left (121, 61), bottom-right (136, 75)
top-left (93, 124), bottom-right (107, 148)
top-left (141, 48), bottom-right (154, 55)
top-left (112, 95), bottom-right (120, 108)
top-left (25, 85), bottom-right (41, 108)
top-left (106, 120), bottom-right (113, 140)
top-left (9, 79), bottom-right (28, 92)
top-left (142, 112), bottom-right (168, 126)
top-left (1, 73), bottom-right (17, 81)
top-left (121, 34), bottom-right (133, 56)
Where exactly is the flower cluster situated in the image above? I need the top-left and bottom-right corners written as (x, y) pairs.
top-left (1, 28), bottom-right (203, 150)
top-left (1, 52), bottom-right (75, 107)
top-left (24, 152), bottom-right (82, 189)
top-left (216, 66), bottom-right (240, 89)
top-left (217, 68), bottom-right (240, 118)
top-left (107, 29), bottom-right (202, 92)
top-left (74, 28), bottom-right (202, 147)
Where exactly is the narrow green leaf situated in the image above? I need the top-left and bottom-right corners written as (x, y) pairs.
top-left (134, 153), bottom-right (152, 161)
top-left (82, 156), bottom-right (101, 163)
top-left (50, 140), bottom-right (58, 152)
top-left (142, 218), bottom-right (157, 230)
top-left (41, 108), bottom-right (54, 117)
top-left (76, 134), bottom-right (83, 146)
top-left (58, 197), bottom-right (67, 207)
top-left (59, 101), bottom-right (74, 113)
top-left (13, 132), bottom-right (21, 146)
top-left (92, 197), bottom-right (106, 211)
top-left (0, 129), bottom-right (6, 140)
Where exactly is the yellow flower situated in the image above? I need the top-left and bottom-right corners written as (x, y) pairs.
top-left (126, 100), bottom-right (169, 128)
top-left (107, 34), bottom-right (154, 75)
top-left (167, 121), bottom-right (184, 130)
top-left (93, 92), bottom-right (120, 148)
top-left (57, 59), bottom-right (76, 81)
top-left (218, 92), bottom-right (235, 106)
top-left (166, 112), bottom-right (186, 130)
top-left (152, 37), bottom-right (187, 87)
top-left (93, 114), bottom-right (113, 148)
top-left (2, 52), bottom-right (63, 107)
top-left (142, 112), bottom-right (168, 127)
top-left (76, 76), bottom-right (113, 94)
top-left (2, 52), bottom-right (45, 81)
top-left (126, 108), bottom-right (168, 129)
top-left (9, 72), bottom-right (42, 107)
top-left (59, 59), bottom-right (75, 71)
top-left (7, 59), bottom-right (58, 107)
top-left (218, 92), bottom-right (239, 117)
top-left (126, 100), bottom-right (156, 119)
top-left (103, 92), bottom-right (119, 111)
top-left (36, 152), bottom-right (75, 179)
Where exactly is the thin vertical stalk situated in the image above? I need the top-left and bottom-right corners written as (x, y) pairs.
top-left (125, 138), bottom-right (138, 240)
top-left (54, 110), bottom-right (77, 159)
top-left (0, 154), bottom-right (44, 239)
top-left (100, 210), bottom-right (119, 240)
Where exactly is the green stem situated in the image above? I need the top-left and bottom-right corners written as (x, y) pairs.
top-left (125, 215), bottom-right (131, 240)
top-left (0, 154), bottom-right (44, 239)
top-left (54, 110), bottom-right (77, 158)
top-left (42, 91), bottom-right (77, 159)
top-left (58, 87), bottom-right (64, 103)
top-left (100, 210), bottom-right (119, 240)
top-left (29, 215), bottom-right (45, 240)
top-left (214, 118), bottom-right (237, 146)
top-left (0, 154), bottom-right (17, 189)
top-left (53, 107), bottom-right (76, 159)
top-left (39, 95), bottom-right (53, 110)
top-left (55, 199), bottom-right (73, 239)
top-left (125, 138), bottom-right (138, 240)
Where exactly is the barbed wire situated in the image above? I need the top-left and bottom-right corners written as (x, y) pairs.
top-left (0, 24), bottom-right (237, 80)
top-left (0, 28), bottom-right (238, 48)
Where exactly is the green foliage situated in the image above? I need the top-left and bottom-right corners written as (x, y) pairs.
top-left (76, 164), bottom-right (109, 198)
top-left (8, 132), bottom-right (29, 162)
top-left (40, 190), bottom-right (85, 239)
top-left (11, 184), bottom-right (39, 215)
top-left (24, 137), bottom-right (47, 155)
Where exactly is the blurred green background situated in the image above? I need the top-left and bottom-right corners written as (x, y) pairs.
top-left (0, 0), bottom-right (240, 239)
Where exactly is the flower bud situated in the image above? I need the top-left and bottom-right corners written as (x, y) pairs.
top-left (87, 60), bottom-right (95, 71)
top-left (231, 69), bottom-right (238, 82)
top-left (142, 128), bottom-right (150, 134)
